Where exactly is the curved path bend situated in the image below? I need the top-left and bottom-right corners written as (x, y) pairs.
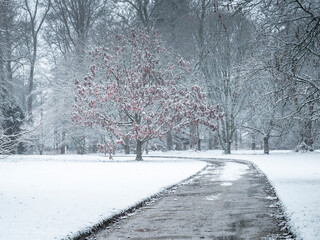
top-left (88, 160), bottom-right (293, 240)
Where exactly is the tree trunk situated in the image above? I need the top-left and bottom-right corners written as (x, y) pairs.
top-left (166, 131), bottom-right (173, 151)
top-left (196, 126), bottom-right (201, 151)
top-left (60, 131), bottom-right (66, 154)
top-left (27, 58), bottom-right (35, 121)
top-left (297, 119), bottom-right (314, 152)
top-left (197, 139), bottom-right (201, 151)
top-left (208, 133), bottom-right (213, 150)
top-left (263, 136), bottom-right (269, 154)
top-left (189, 125), bottom-right (197, 149)
top-left (54, 129), bottom-right (59, 154)
top-left (92, 142), bottom-right (97, 153)
top-left (122, 136), bottom-right (130, 154)
top-left (146, 140), bottom-right (149, 155)
top-left (225, 140), bottom-right (231, 154)
top-left (38, 144), bottom-right (44, 155)
top-left (125, 145), bottom-right (130, 155)
top-left (24, 0), bottom-right (51, 122)
top-left (251, 133), bottom-right (256, 150)
top-left (303, 100), bottom-right (314, 151)
top-left (234, 130), bottom-right (238, 151)
top-left (136, 140), bottom-right (143, 161)
top-left (183, 142), bottom-right (188, 150)
top-left (125, 145), bottom-right (130, 154)
top-left (175, 141), bottom-right (182, 150)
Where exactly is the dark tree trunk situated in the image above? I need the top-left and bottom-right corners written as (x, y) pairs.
top-left (166, 132), bottom-right (173, 151)
top-left (189, 125), bottom-right (197, 149)
top-left (24, 0), bottom-right (51, 121)
top-left (251, 133), bottom-right (256, 150)
top-left (92, 142), bottom-right (97, 153)
top-left (136, 140), bottom-right (143, 161)
top-left (146, 140), bottom-right (149, 155)
top-left (263, 136), bottom-right (269, 154)
top-left (60, 131), bottom-right (66, 154)
top-left (60, 146), bottom-right (65, 154)
top-left (225, 141), bottom-right (231, 154)
top-left (124, 144), bottom-right (130, 154)
top-left (234, 131), bottom-right (238, 151)
top-left (209, 133), bottom-right (219, 150)
top-left (183, 142), bottom-right (188, 150)
top-left (208, 135), bottom-right (213, 150)
top-left (197, 139), bottom-right (201, 151)
top-left (175, 142), bottom-right (182, 150)
top-left (297, 123), bottom-right (314, 152)
top-left (124, 136), bottom-right (130, 154)
top-left (27, 58), bottom-right (35, 121)
top-left (38, 144), bottom-right (44, 155)
top-left (300, 100), bottom-right (314, 151)
top-left (196, 126), bottom-right (201, 151)
top-left (54, 129), bottom-right (59, 153)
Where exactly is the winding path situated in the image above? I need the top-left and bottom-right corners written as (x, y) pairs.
top-left (88, 160), bottom-right (293, 240)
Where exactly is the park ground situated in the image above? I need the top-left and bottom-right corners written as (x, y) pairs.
top-left (0, 150), bottom-right (319, 240)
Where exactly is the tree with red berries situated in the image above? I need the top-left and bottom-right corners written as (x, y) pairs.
top-left (73, 28), bottom-right (222, 160)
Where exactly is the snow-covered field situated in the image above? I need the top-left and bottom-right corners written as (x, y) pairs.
top-left (0, 155), bottom-right (206, 240)
top-left (149, 150), bottom-right (320, 240)
top-left (1, 151), bottom-right (319, 240)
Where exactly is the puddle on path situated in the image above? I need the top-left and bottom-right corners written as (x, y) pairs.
top-left (205, 193), bottom-right (221, 201)
top-left (221, 182), bottom-right (233, 186)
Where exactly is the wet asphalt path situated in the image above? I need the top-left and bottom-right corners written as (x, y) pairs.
top-left (88, 160), bottom-right (292, 240)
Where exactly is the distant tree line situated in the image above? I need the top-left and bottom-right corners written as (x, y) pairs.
top-left (0, 0), bottom-right (319, 155)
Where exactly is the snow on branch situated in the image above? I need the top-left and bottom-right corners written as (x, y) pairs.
top-left (72, 28), bottom-right (222, 160)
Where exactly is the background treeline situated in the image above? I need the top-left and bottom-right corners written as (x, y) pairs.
top-left (0, 0), bottom-right (319, 155)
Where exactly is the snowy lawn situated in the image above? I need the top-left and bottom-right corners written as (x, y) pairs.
top-left (0, 155), bottom-right (206, 240)
top-left (1, 151), bottom-right (319, 240)
top-left (149, 150), bottom-right (320, 240)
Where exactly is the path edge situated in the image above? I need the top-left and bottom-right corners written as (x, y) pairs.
top-left (230, 157), bottom-right (297, 239)
top-left (145, 155), bottom-right (297, 239)
top-left (66, 161), bottom-right (210, 240)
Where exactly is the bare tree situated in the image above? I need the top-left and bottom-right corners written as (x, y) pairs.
top-left (117, 0), bottom-right (157, 27)
top-left (238, 0), bottom-right (320, 151)
top-left (242, 58), bottom-right (292, 154)
top-left (23, 0), bottom-right (51, 121)
top-left (0, 0), bottom-right (21, 120)
top-left (47, 0), bottom-right (107, 59)
top-left (194, 2), bottom-right (254, 153)
top-left (41, 0), bottom-right (109, 154)
top-left (0, 0), bottom-right (29, 154)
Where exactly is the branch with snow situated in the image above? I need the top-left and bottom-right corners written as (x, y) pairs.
top-left (73, 28), bottom-right (222, 160)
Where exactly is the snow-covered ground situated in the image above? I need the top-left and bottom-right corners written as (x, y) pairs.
top-left (222, 151), bottom-right (320, 240)
top-left (0, 155), bottom-right (206, 240)
top-left (1, 151), bottom-right (319, 240)
top-left (149, 150), bottom-right (320, 240)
